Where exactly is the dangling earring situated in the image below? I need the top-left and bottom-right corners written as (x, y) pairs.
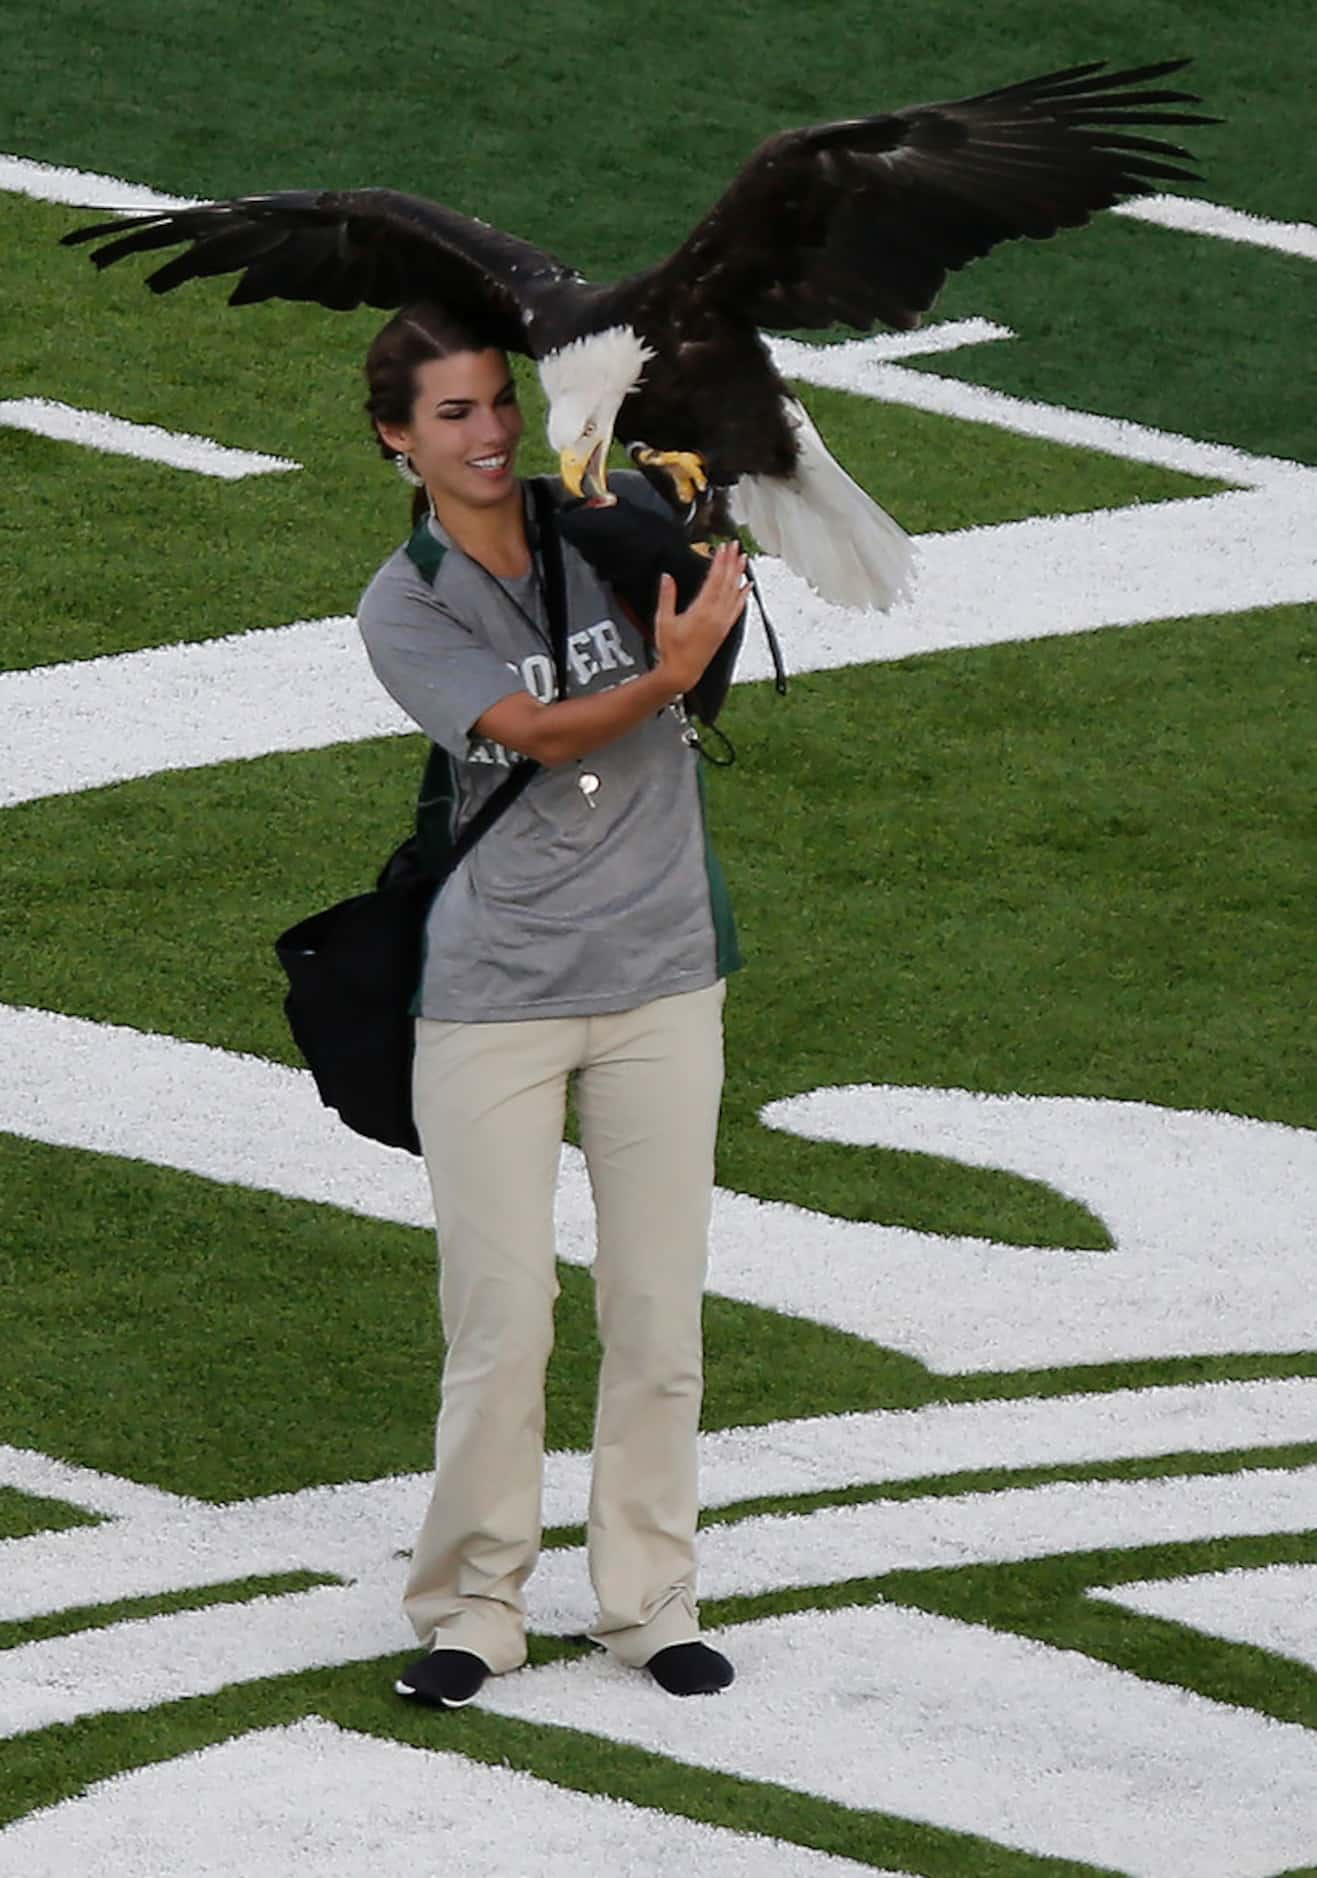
top-left (393, 452), bottom-right (424, 488)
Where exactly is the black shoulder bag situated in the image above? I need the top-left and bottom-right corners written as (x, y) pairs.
top-left (273, 478), bottom-right (570, 1153)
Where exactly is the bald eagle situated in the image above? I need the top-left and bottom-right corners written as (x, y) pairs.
top-left (63, 58), bottom-right (1214, 611)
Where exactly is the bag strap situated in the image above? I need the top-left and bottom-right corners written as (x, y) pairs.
top-left (442, 478), bottom-right (569, 873)
top-left (530, 474), bottom-right (570, 685)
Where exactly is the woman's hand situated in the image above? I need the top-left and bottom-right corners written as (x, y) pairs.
top-left (652, 543), bottom-right (748, 693)
top-left (473, 543), bottom-right (749, 766)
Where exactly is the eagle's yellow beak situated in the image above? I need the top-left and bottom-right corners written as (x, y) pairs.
top-left (559, 435), bottom-right (615, 505)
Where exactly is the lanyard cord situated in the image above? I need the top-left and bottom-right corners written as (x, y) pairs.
top-left (472, 564), bottom-right (549, 650)
top-left (454, 492), bottom-right (556, 664)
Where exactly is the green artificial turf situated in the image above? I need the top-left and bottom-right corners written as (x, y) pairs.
top-left (3, 606), bottom-right (1308, 1170)
top-left (708, 1527), bottom-right (1317, 1730)
top-left (0, 1572), bottom-right (341, 1655)
top-left (0, 1133), bottom-right (920, 1501)
top-left (2, 0), bottom-right (1314, 1860)
top-left (0, 1486), bottom-right (101, 1541)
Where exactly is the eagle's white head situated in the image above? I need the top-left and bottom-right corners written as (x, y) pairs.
top-left (539, 325), bottom-right (655, 503)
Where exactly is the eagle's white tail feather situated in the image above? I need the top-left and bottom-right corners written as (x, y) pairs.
top-left (728, 397), bottom-right (913, 611)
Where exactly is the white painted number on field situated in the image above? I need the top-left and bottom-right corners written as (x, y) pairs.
top-left (0, 398), bottom-right (300, 479)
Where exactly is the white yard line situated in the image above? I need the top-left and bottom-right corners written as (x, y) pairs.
top-left (0, 1580), bottom-right (401, 1742)
top-left (0, 1003), bottom-right (433, 1238)
top-left (0, 1477), bottom-right (420, 1628)
top-left (7, 153), bottom-right (1310, 264)
top-left (0, 398), bottom-right (298, 478)
top-left (6, 478), bottom-right (1317, 808)
top-left (674, 1464), bottom-right (1317, 1614)
top-left (0, 1448), bottom-right (194, 1522)
top-left (1111, 193), bottom-right (1317, 261)
top-left (482, 1602), bottom-right (1317, 1878)
top-left (731, 484), bottom-right (1317, 682)
top-left (769, 334), bottom-right (1311, 489)
top-left (815, 317), bottom-right (1015, 361)
top-left (0, 616), bottom-right (405, 809)
top-left (0, 1717), bottom-right (900, 1878)
top-left (1090, 1562), bottom-right (1317, 1671)
top-left (8, 1375), bottom-right (1314, 1544)
top-left (688, 1379), bottom-right (1317, 1514)
top-left (0, 153), bottom-right (203, 210)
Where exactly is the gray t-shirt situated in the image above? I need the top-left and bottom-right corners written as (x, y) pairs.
top-left (357, 475), bottom-right (723, 1022)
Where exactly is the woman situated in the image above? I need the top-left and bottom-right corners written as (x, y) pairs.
top-left (357, 304), bottom-right (747, 1707)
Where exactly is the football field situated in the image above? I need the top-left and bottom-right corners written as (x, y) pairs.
top-left (1, 2), bottom-right (1315, 1871)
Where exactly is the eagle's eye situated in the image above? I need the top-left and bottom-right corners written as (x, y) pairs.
top-left (583, 419), bottom-right (596, 437)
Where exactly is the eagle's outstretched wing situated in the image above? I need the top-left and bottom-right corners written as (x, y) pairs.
top-left (61, 187), bottom-right (579, 353)
top-left (648, 59), bottom-right (1219, 333)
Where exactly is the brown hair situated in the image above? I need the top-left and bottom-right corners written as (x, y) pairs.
top-left (364, 304), bottom-right (500, 525)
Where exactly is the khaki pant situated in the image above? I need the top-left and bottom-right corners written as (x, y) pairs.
top-left (404, 979), bottom-right (726, 1672)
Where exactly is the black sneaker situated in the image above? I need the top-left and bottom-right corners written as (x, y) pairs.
top-left (394, 1647), bottom-right (489, 1708)
top-left (645, 1641), bottom-right (735, 1696)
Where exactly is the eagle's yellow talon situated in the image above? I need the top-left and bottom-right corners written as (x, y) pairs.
top-left (633, 447), bottom-right (709, 507)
